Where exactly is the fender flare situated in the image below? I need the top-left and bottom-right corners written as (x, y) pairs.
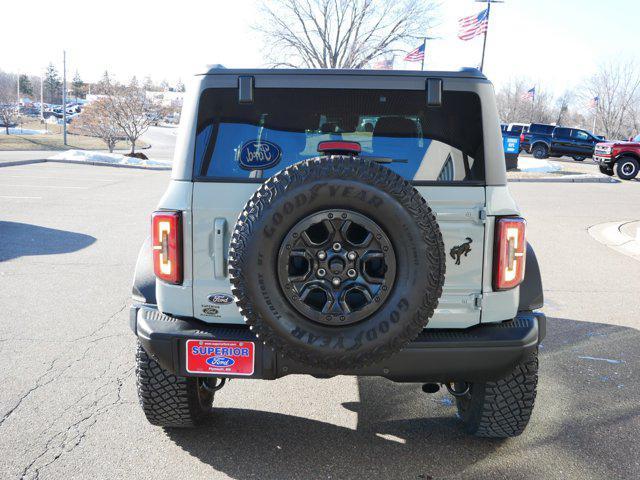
top-left (132, 236), bottom-right (156, 305)
top-left (519, 242), bottom-right (543, 311)
top-left (531, 141), bottom-right (550, 152)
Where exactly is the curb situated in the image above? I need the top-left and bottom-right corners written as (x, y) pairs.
top-left (508, 174), bottom-right (619, 183)
top-left (46, 159), bottom-right (172, 171)
top-left (588, 220), bottom-right (640, 261)
top-left (0, 159), bottom-right (47, 168)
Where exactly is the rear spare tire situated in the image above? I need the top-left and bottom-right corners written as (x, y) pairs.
top-left (229, 156), bottom-right (446, 369)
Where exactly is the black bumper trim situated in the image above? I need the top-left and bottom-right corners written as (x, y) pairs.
top-left (132, 305), bottom-right (545, 383)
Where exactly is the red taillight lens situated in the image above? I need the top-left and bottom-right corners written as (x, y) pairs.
top-left (520, 134), bottom-right (525, 142)
top-left (152, 211), bottom-right (182, 284)
top-left (494, 217), bottom-right (526, 291)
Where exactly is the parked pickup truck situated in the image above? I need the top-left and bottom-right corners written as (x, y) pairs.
top-left (594, 134), bottom-right (640, 180)
top-left (526, 126), bottom-right (603, 161)
top-left (520, 123), bottom-right (555, 152)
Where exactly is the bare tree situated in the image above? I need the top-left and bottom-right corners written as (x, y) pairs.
top-left (74, 98), bottom-right (122, 152)
top-left (0, 74), bottom-right (18, 134)
top-left (496, 78), bottom-right (554, 124)
top-left (256, 0), bottom-right (438, 68)
top-left (103, 80), bottom-right (160, 155)
top-left (582, 59), bottom-right (640, 140)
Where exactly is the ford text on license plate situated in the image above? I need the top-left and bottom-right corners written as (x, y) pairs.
top-left (186, 340), bottom-right (255, 376)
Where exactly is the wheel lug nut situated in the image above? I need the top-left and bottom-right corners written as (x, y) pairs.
top-left (347, 268), bottom-right (357, 278)
top-left (332, 242), bottom-right (342, 252)
top-left (317, 251), bottom-right (327, 260)
top-left (332, 277), bottom-right (341, 287)
top-left (347, 251), bottom-right (357, 261)
top-left (317, 268), bottom-right (326, 277)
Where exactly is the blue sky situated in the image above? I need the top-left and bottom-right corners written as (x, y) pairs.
top-left (2, 0), bottom-right (637, 95)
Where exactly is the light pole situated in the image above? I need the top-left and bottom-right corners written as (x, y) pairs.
top-left (63, 50), bottom-right (67, 146)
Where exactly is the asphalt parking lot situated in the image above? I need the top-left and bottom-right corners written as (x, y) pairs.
top-left (1, 161), bottom-right (639, 479)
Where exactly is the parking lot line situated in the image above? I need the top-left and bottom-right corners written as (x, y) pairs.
top-left (0, 184), bottom-right (90, 189)
top-left (3, 175), bottom-right (114, 182)
top-left (0, 195), bottom-right (42, 199)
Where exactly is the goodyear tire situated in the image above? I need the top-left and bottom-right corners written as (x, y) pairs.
top-left (136, 342), bottom-right (214, 427)
top-left (229, 156), bottom-right (446, 369)
top-left (455, 350), bottom-right (539, 438)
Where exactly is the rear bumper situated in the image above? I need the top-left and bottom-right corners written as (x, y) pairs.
top-left (131, 305), bottom-right (545, 383)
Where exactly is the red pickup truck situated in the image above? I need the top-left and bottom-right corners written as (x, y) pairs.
top-left (593, 134), bottom-right (640, 180)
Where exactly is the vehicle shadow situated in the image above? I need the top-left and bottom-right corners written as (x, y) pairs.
top-left (165, 316), bottom-right (640, 479)
top-left (0, 221), bottom-right (96, 262)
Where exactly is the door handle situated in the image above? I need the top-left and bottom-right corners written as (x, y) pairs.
top-left (213, 218), bottom-right (227, 278)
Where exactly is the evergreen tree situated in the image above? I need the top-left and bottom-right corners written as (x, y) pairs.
top-left (97, 70), bottom-right (112, 94)
top-left (19, 74), bottom-right (34, 97)
top-left (44, 63), bottom-right (61, 104)
top-left (72, 71), bottom-right (84, 101)
top-left (143, 75), bottom-right (154, 91)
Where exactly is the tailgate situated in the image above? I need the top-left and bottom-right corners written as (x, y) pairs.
top-left (191, 183), bottom-right (485, 329)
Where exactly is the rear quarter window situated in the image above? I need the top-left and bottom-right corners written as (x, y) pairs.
top-left (194, 88), bottom-right (485, 184)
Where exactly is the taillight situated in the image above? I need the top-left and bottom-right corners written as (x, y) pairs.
top-left (520, 134), bottom-right (525, 142)
top-left (152, 211), bottom-right (182, 284)
top-left (493, 217), bottom-right (526, 290)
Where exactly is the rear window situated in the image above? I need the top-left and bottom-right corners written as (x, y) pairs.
top-left (529, 124), bottom-right (555, 135)
top-left (554, 127), bottom-right (571, 139)
top-left (194, 88), bottom-right (485, 184)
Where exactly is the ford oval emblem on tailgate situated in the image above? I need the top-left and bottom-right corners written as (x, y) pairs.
top-left (208, 293), bottom-right (234, 305)
top-left (238, 140), bottom-right (282, 170)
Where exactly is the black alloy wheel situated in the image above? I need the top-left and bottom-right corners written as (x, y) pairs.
top-left (277, 209), bottom-right (396, 326)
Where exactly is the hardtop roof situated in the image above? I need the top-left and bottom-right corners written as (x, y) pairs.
top-left (198, 65), bottom-right (487, 80)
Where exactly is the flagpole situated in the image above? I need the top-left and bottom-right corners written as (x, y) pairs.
top-left (530, 88), bottom-right (535, 122)
top-left (476, 0), bottom-right (503, 73)
top-left (479, 2), bottom-right (490, 72)
top-left (420, 37), bottom-right (427, 71)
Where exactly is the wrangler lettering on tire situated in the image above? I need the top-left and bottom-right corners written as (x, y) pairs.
top-left (228, 156), bottom-right (446, 369)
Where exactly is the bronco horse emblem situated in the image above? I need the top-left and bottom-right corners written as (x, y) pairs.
top-left (450, 238), bottom-right (472, 265)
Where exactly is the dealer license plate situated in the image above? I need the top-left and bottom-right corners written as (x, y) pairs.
top-left (186, 339), bottom-right (255, 376)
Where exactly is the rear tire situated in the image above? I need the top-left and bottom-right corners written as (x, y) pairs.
top-left (136, 342), bottom-right (214, 427)
top-left (532, 144), bottom-right (548, 159)
top-left (616, 156), bottom-right (639, 180)
top-left (455, 349), bottom-right (538, 438)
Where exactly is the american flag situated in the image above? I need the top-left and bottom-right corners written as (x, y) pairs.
top-left (372, 56), bottom-right (394, 70)
top-left (589, 96), bottom-right (599, 108)
top-left (458, 8), bottom-right (489, 41)
top-left (521, 87), bottom-right (535, 101)
top-left (404, 43), bottom-right (425, 62)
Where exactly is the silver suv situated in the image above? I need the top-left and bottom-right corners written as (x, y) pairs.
top-left (131, 67), bottom-right (545, 437)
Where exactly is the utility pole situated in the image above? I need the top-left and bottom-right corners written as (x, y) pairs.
top-left (63, 50), bottom-right (67, 146)
top-left (476, 0), bottom-right (504, 73)
top-left (40, 73), bottom-right (44, 121)
top-left (17, 72), bottom-right (20, 106)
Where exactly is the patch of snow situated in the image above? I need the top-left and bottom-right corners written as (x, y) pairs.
top-left (1, 127), bottom-right (47, 135)
top-left (47, 149), bottom-right (171, 168)
top-left (517, 157), bottom-right (562, 173)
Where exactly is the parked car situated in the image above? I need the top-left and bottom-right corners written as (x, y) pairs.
top-left (529, 126), bottom-right (601, 161)
top-left (130, 67), bottom-right (545, 438)
top-left (594, 134), bottom-right (640, 180)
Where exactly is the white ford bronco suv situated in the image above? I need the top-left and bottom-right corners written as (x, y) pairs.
top-left (131, 67), bottom-right (545, 438)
